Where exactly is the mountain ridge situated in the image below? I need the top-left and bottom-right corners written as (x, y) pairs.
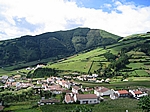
top-left (0, 27), bottom-right (122, 68)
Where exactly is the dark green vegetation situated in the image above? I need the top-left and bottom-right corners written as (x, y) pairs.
top-left (0, 27), bottom-right (122, 70)
top-left (138, 95), bottom-right (150, 112)
top-left (27, 68), bottom-right (57, 78)
top-left (0, 87), bottom-right (37, 104)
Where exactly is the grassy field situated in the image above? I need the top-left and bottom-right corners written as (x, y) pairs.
top-left (3, 100), bottom-right (39, 112)
top-left (0, 68), bottom-right (17, 76)
top-left (48, 47), bottom-right (107, 73)
top-left (74, 78), bottom-right (150, 89)
top-left (25, 98), bottom-right (142, 112)
top-left (93, 98), bottom-right (142, 112)
top-left (47, 37), bottom-right (150, 77)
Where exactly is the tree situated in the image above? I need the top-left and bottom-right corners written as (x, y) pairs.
top-left (103, 52), bottom-right (116, 62)
top-left (138, 96), bottom-right (150, 112)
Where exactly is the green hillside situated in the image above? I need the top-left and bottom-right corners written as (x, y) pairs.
top-left (47, 32), bottom-right (150, 77)
top-left (0, 28), bottom-right (122, 70)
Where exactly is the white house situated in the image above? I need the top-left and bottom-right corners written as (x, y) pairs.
top-left (110, 89), bottom-right (129, 99)
top-left (72, 86), bottom-right (80, 93)
top-left (45, 84), bottom-right (64, 94)
top-left (92, 74), bottom-right (98, 78)
top-left (129, 90), bottom-right (148, 99)
top-left (38, 98), bottom-right (59, 106)
top-left (74, 94), bottom-right (100, 104)
top-left (117, 90), bottom-right (129, 97)
top-left (94, 87), bottom-right (112, 96)
top-left (65, 82), bottom-right (71, 89)
top-left (47, 77), bottom-right (55, 84)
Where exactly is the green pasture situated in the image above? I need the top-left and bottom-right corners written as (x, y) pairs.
top-left (127, 63), bottom-right (145, 69)
top-left (37, 98), bottom-right (142, 112)
top-left (126, 62), bottom-right (149, 76)
top-left (15, 108), bottom-right (40, 112)
top-left (128, 77), bottom-right (150, 81)
top-left (89, 62), bottom-right (101, 73)
top-left (90, 56), bottom-right (106, 62)
top-left (4, 101), bottom-right (38, 112)
top-left (64, 47), bottom-right (106, 62)
top-left (0, 68), bottom-right (17, 76)
top-left (93, 98), bottom-right (142, 112)
top-left (48, 47), bottom-right (108, 73)
top-left (135, 70), bottom-right (149, 76)
top-left (75, 79), bottom-right (150, 88)
top-left (49, 60), bottom-right (92, 73)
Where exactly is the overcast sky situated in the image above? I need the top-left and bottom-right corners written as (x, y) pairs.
top-left (0, 0), bottom-right (150, 40)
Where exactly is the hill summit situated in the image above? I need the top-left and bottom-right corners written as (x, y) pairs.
top-left (0, 27), bottom-right (122, 68)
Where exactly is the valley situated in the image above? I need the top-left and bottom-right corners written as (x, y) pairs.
top-left (0, 28), bottom-right (150, 112)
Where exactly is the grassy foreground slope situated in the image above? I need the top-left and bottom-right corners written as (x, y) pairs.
top-left (4, 98), bottom-right (142, 112)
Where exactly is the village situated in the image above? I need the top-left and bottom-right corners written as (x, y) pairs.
top-left (0, 66), bottom-right (149, 111)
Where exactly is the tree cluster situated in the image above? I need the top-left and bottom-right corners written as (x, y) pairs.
top-left (27, 68), bottom-right (57, 78)
top-left (0, 87), bottom-right (34, 104)
top-left (96, 52), bottom-right (130, 78)
top-left (138, 96), bottom-right (150, 112)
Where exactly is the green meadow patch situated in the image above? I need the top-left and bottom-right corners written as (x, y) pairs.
top-left (39, 98), bottom-right (142, 112)
top-left (3, 101), bottom-right (38, 112)
top-left (0, 68), bottom-right (17, 76)
top-left (93, 98), bottom-right (142, 112)
top-left (48, 47), bottom-right (107, 73)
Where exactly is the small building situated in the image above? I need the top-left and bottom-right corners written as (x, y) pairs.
top-left (110, 89), bottom-right (129, 99)
top-left (65, 82), bottom-right (71, 89)
top-left (65, 94), bottom-right (74, 104)
top-left (94, 87), bottom-right (112, 96)
top-left (74, 94), bottom-right (100, 104)
top-left (72, 86), bottom-right (80, 94)
top-left (2, 75), bottom-right (8, 80)
top-left (38, 98), bottom-right (59, 106)
top-left (117, 90), bottom-right (129, 97)
top-left (1, 75), bottom-right (8, 83)
top-left (129, 90), bottom-right (148, 99)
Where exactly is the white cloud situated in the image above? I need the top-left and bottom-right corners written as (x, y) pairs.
top-left (0, 0), bottom-right (150, 40)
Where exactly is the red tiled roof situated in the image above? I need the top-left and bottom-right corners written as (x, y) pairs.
top-left (134, 91), bottom-right (142, 95)
top-left (77, 94), bottom-right (97, 100)
top-left (118, 90), bottom-right (129, 94)
top-left (96, 87), bottom-right (110, 93)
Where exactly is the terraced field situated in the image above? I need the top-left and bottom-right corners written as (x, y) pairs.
top-left (48, 36), bottom-right (150, 77)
